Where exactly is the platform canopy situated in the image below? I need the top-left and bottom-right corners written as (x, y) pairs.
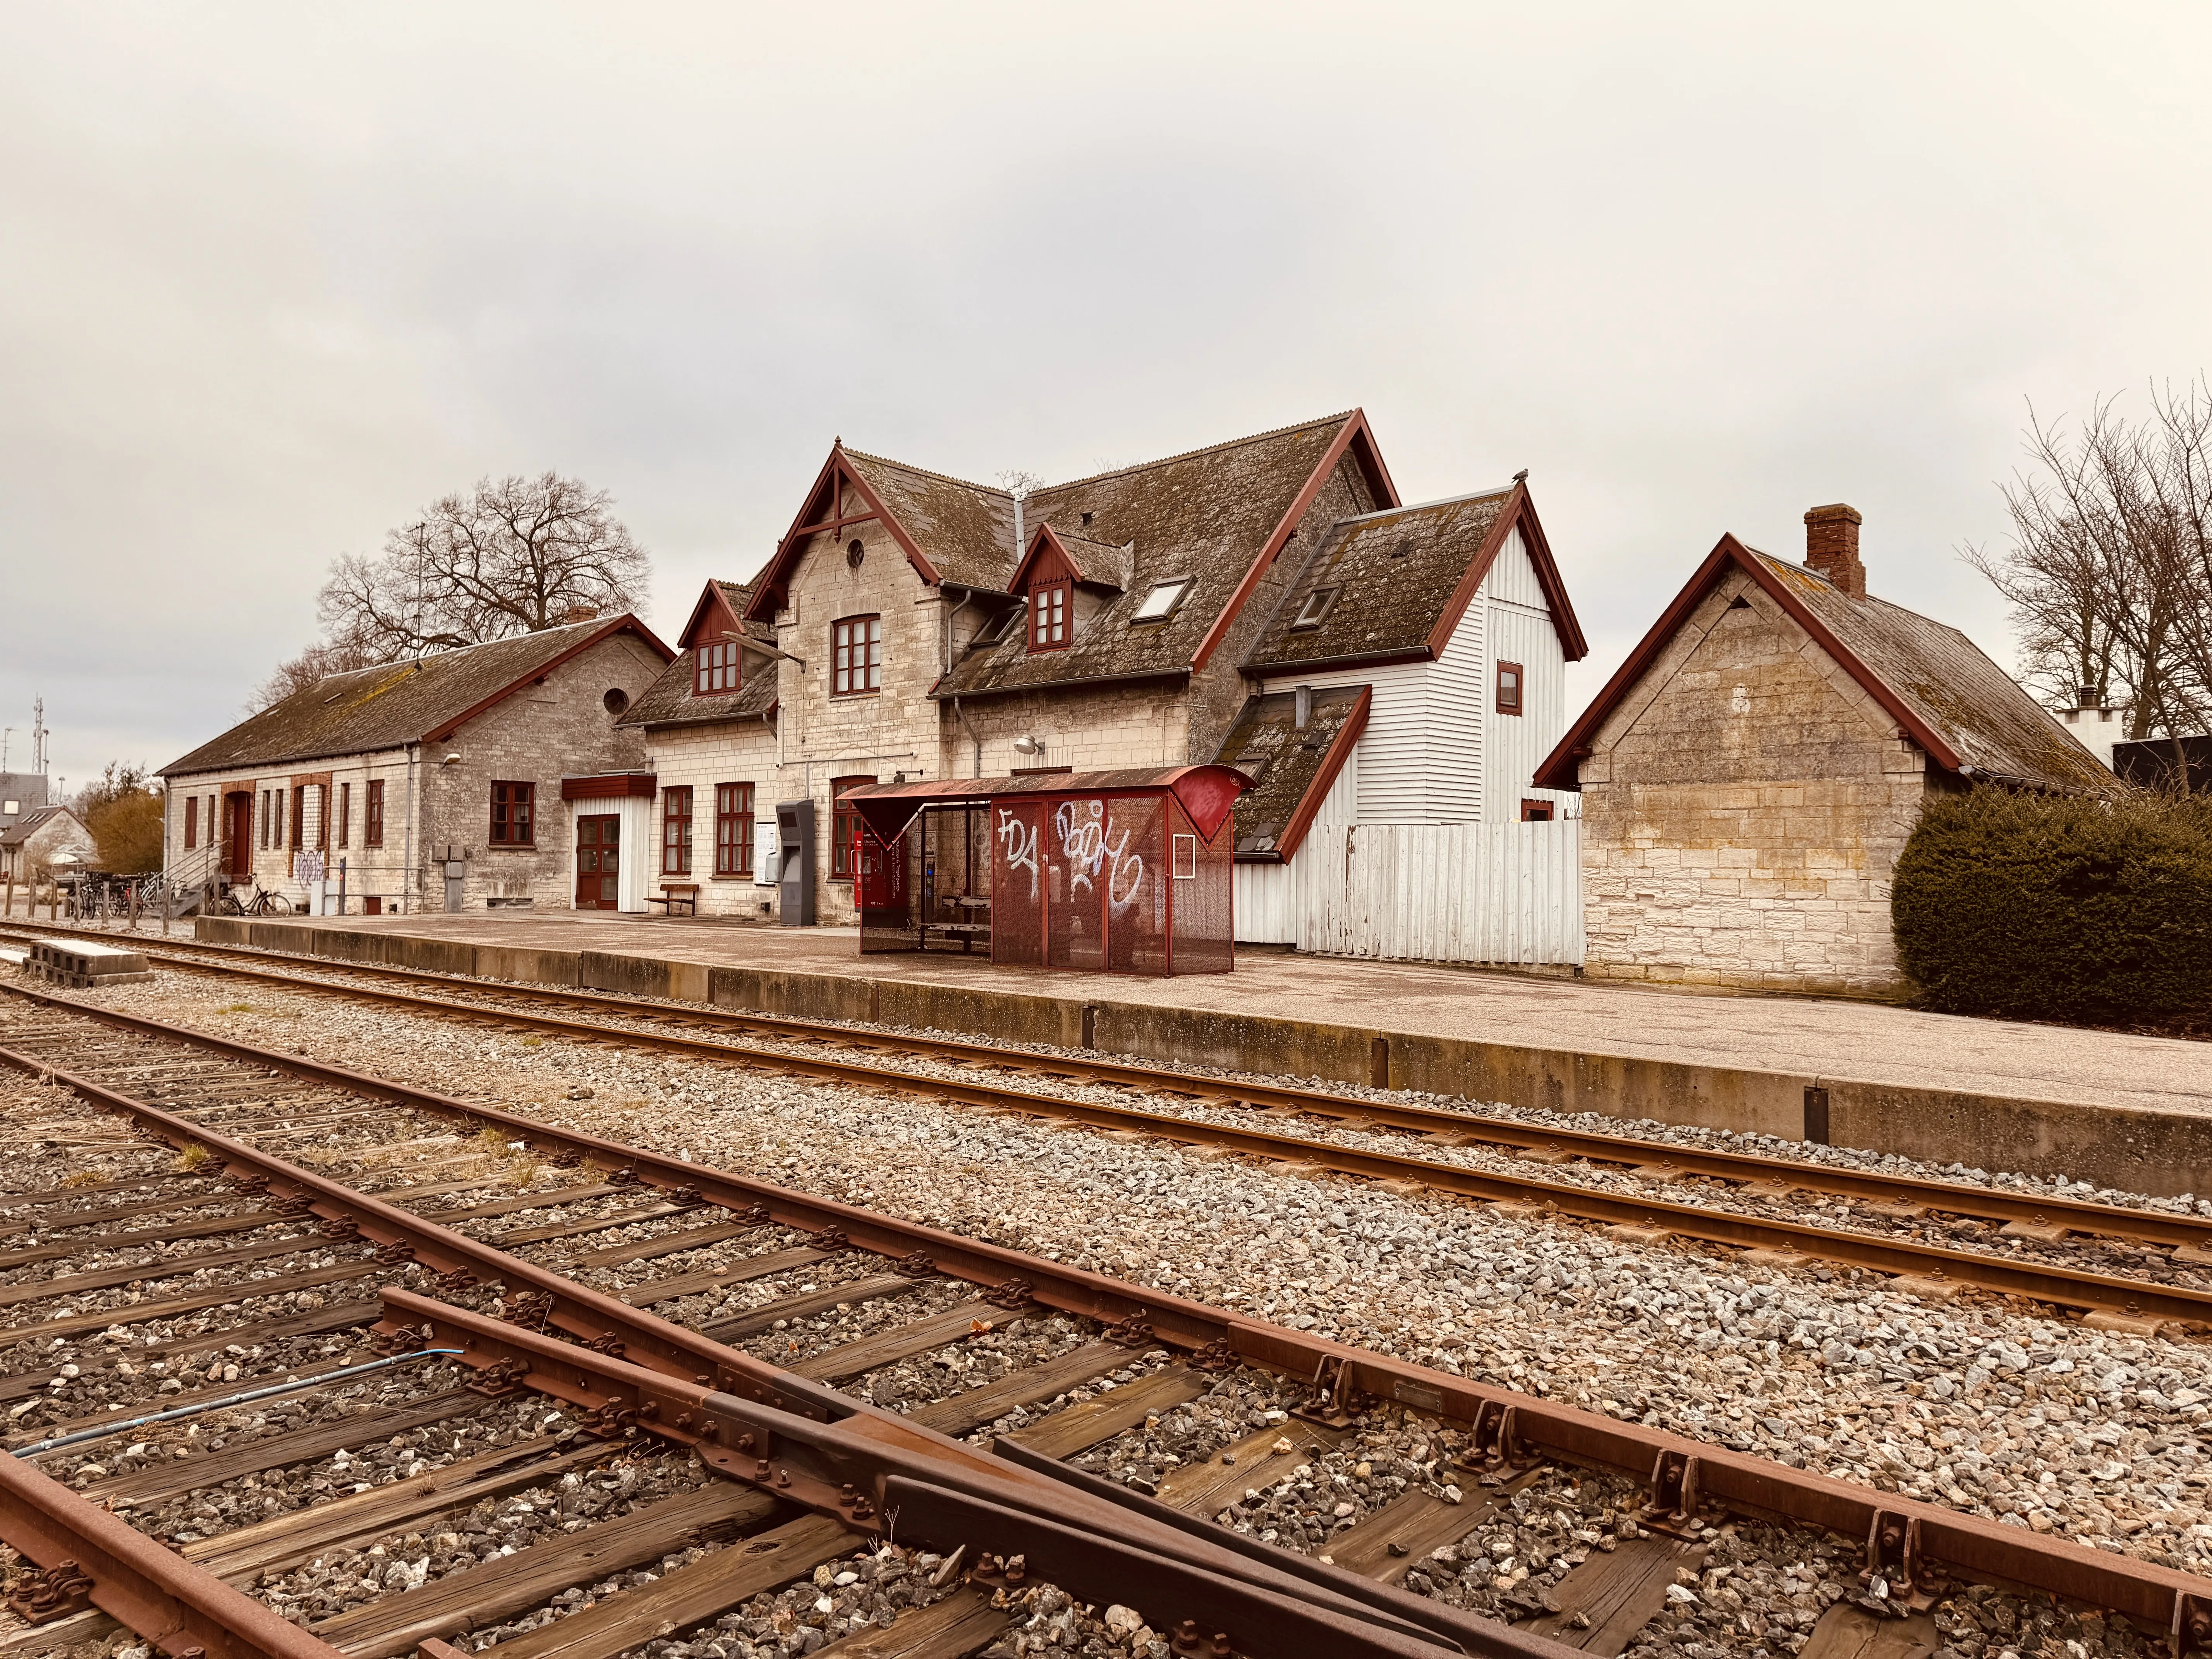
top-left (840, 764), bottom-right (1251, 846)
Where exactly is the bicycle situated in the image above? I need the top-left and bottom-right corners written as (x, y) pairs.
top-left (220, 883), bottom-right (294, 917)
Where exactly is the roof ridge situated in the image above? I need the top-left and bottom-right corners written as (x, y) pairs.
top-left (1748, 548), bottom-right (1980, 641)
top-left (842, 411), bottom-right (1356, 505)
top-left (302, 617), bottom-right (614, 692)
top-left (1035, 411), bottom-right (1356, 495)
top-left (1334, 483), bottom-right (1514, 524)
top-left (839, 447), bottom-right (1014, 501)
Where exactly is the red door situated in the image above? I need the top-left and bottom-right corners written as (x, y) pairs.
top-left (575, 814), bottom-right (620, 909)
top-left (857, 828), bottom-right (907, 909)
top-left (226, 793), bottom-right (252, 879)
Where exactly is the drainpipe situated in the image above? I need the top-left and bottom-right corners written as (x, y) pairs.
top-left (951, 697), bottom-right (984, 780)
top-left (402, 742), bottom-right (418, 916)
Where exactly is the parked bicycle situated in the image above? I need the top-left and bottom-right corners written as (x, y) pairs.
top-left (220, 883), bottom-right (294, 917)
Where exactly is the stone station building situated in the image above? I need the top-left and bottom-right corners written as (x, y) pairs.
top-left (625, 410), bottom-right (1585, 937)
top-left (1534, 506), bottom-right (2113, 996)
top-left (160, 617), bottom-right (672, 914)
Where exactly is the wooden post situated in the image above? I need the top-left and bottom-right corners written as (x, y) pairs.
top-left (2, 874), bottom-right (11, 917)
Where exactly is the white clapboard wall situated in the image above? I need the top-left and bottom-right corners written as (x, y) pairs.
top-left (1235, 818), bottom-right (1583, 965)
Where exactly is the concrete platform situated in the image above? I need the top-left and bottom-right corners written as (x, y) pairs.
top-left (187, 910), bottom-right (2212, 1198)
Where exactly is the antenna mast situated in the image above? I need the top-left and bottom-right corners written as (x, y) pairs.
top-left (31, 697), bottom-right (47, 776)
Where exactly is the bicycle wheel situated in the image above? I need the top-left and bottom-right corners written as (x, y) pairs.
top-left (263, 893), bottom-right (293, 915)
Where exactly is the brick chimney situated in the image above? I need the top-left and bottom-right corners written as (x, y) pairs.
top-left (1803, 503), bottom-right (1865, 597)
top-left (563, 603), bottom-right (601, 625)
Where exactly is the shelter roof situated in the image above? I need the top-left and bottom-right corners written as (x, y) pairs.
top-left (1214, 685), bottom-right (1371, 860)
top-left (1532, 536), bottom-right (2114, 794)
top-left (163, 615), bottom-right (673, 777)
top-left (839, 764), bottom-right (1252, 846)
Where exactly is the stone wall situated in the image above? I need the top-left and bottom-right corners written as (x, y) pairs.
top-left (419, 632), bottom-right (665, 910)
top-left (1576, 570), bottom-right (1929, 996)
top-left (639, 719), bottom-right (781, 920)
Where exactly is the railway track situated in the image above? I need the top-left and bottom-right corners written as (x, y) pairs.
top-left (7, 925), bottom-right (2212, 1336)
top-left (4, 970), bottom-right (2212, 1659)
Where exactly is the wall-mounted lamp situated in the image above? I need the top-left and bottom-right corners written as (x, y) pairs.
top-left (441, 754), bottom-right (462, 766)
top-left (1012, 735), bottom-right (1042, 756)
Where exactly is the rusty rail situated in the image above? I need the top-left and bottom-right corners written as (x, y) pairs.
top-left (14, 922), bottom-right (2212, 1249)
top-left (7, 979), bottom-right (2211, 1327)
top-left (9, 1001), bottom-right (2212, 1643)
top-left (0, 1442), bottom-right (344, 1659)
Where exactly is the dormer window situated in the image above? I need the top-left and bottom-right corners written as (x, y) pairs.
top-left (1289, 586), bottom-right (1340, 631)
top-left (1029, 579), bottom-right (1070, 652)
top-left (1130, 579), bottom-right (1192, 625)
top-left (695, 641), bottom-right (739, 695)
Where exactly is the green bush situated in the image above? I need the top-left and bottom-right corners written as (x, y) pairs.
top-left (1891, 788), bottom-right (2212, 1024)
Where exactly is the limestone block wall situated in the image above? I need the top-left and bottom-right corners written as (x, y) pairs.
top-left (640, 721), bottom-right (781, 920)
top-left (938, 682), bottom-right (1193, 779)
top-left (417, 633), bottom-right (664, 911)
top-left (1577, 571), bottom-right (1929, 997)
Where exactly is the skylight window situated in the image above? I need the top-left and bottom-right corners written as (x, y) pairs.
top-left (1130, 579), bottom-right (1192, 624)
top-left (1289, 586), bottom-right (1340, 630)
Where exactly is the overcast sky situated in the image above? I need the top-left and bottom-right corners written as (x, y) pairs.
top-left (5, 3), bottom-right (2210, 795)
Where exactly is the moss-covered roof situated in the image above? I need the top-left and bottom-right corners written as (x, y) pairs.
top-left (163, 617), bottom-right (669, 776)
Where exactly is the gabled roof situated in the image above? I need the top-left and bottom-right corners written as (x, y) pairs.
top-left (163, 615), bottom-right (674, 777)
top-left (628, 579), bottom-right (781, 730)
top-left (677, 580), bottom-right (775, 652)
top-left (933, 412), bottom-right (1398, 700)
top-left (1008, 523), bottom-right (1135, 594)
top-left (1244, 480), bottom-right (1587, 673)
top-left (1532, 535), bottom-right (2114, 795)
top-left (1214, 685), bottom-right (1371, 861)
top-left (0, 804), bottom-right (85, 849)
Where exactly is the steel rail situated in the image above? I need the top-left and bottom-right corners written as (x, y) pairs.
top-left (10, 995), bottom-right (2212, 1644)
top-left (0, 1058), bottom-right (1540, 1654)
top-left (6, 979), bottom-right (2210, 1328)
top-left (0, 1445), bottom-right (345, 1659)
top-left (13, 922), bottom-right (2209, 1251)
top-left (381, 1292), bottom-right (1545, 1659)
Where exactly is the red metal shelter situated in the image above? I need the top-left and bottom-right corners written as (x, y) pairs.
top-left (838, 766), bottom-right (1250, 975)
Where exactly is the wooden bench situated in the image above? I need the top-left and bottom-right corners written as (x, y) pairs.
top-left (645, 883), bottom-right (701, 917)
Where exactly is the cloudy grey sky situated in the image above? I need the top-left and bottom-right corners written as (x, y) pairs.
top-left (5, 2), bottom-right (2210, 793)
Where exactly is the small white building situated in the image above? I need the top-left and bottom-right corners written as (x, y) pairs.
top-left (1224, 481), bottom-right (1589, 961)
top-left (0, 804), bottom-right (95, 886)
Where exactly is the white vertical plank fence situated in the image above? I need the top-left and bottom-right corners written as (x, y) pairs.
top-left (1235, 819), bottom-right (1583, 965)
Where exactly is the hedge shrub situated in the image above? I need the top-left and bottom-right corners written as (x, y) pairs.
top-left (1891, 788), bottom-right (2212, 1024)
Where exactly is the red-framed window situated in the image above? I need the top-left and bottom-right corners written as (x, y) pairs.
top-left (1520, 798), bottom-right (1554, 822)
top-left (714, 782), bottom-right (754, 877)
top-left (1029, 580), bottom-right (1070, 652)
top-left (1496, 660), bottom-right (1523, 716)
top-left (365, 780), bottom-right (385, 847)
top-left (184, 796), bottom-right (198, 850)
top-left (695, 641), bottom-right (739, 695)
top-left (337, 782), bottom-right (350, 848)
top-left (830, 775), bottom-right (872, 879)
top-left (489, 781), bottom-right (535, 847)
top-left (662, 786), bottom-right (694, 875)
top-left (288, 787), bottom-right (303, 852)
top-left (832, 615), bottom-right (882, 696)
top-left (258, 790), bottom-right (270, 849)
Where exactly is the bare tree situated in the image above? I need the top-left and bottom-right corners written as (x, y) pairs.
top-left (245, 636), bottom-right (388, 713)
top-left (1966, 380), bottom-right (2212, 747)
top-left (316, 472), bottom-right (649, 658)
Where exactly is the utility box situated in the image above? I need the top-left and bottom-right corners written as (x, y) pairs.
top-left (443, 859), bottom-right (468, 913)
top-left (775, 799), bottom-right (815, 926)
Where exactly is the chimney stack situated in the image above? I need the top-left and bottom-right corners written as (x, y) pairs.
top-left (563, 603), bottom-right (601, 625)
top-left (1803, 504), bottom-right (1865, 597)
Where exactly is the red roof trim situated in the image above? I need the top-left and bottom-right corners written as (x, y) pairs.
top-left (423, 615), bottom-right (675, 744)
top-left (1008, 522), bottom-right (1083, 592)
top-left (1191, 410), bottom-right (1401, 675)
top-left (1531, 536), bottom-right (1961, 792)
top-left (1419, 485), bottom-right (1588, 664)
top-left (744, 446), bottom-right (944, 622)
top-left (1274, 686), bottom-right (1370, 863)
top-left (677, 580), bottom-right (744, 652)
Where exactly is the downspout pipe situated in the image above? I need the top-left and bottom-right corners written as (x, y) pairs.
top-left (951, 696), bottom-right (984, 780)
